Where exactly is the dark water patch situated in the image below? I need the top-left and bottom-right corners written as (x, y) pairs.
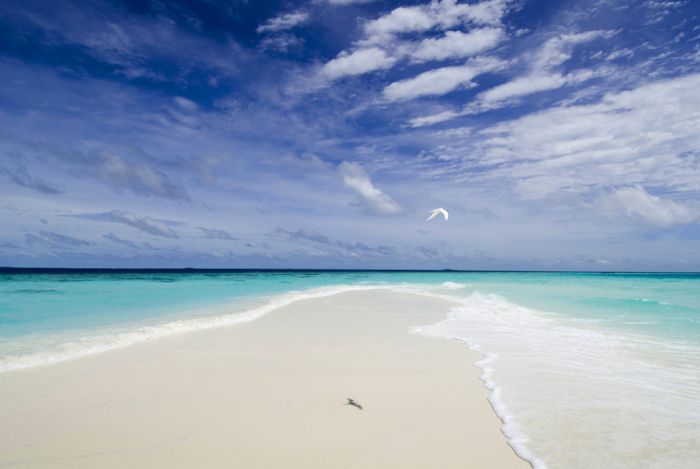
top-left (7, 288), bottom-right (61, 294)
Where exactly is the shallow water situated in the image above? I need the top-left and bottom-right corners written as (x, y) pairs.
top-left (1, 270), bottom-right (699, 467)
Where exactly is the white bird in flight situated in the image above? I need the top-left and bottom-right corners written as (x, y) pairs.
top-left (427, 208), bottom-right (449, 221)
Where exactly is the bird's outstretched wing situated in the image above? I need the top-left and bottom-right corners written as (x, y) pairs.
top-left (427, 208), bottom-right (448, 221)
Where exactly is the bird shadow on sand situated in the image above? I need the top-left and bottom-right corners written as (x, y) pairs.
top-left (345, 398), bottom-right (362, 410)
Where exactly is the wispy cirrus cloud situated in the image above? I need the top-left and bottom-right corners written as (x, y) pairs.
top-left (76, 211), bottom-right (180, 238)
top-left (257, 11), bottom-right (309, 34)
top-left (198, 227), bottom-right (237, 240)
top-left (273, 227), bottom-right (395, 257)
top-left (325, 0), bottom-right (378, 5)
top-left (98, 154), bottom-right (190, 201)
top-left (410, 28), bottom-right (505, 63)
top-left (598, 186), bottom-right (698, 227)
top-left (338, 162), bottom-right (401, 215)
top-left (0, 129), bottom-right (189, 201)
top-left (322, 48), bottom-right (397, 79)
top-left (321, 0), bottom-right (511, 80)
top-left (383, 56), bottom-right (505, 101)
top-left (0, 164), bottom-right (63, 195)
top-left (0, 0), bottom-right (247, 81)
top-left (25, 231), bottom-right (94, 248)
top-left (103, 233), bottom-right (146, 250)
top-left (467, 31), bottom-right (615, 110)
top-left (422, 72), bottom-right (700, 205)
top-left (362, 0), bottom-right (508, 41)
top-left (410, 30), bottom-right (615, 126)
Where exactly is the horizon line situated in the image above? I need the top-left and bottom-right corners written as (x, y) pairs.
top-left (1, 267), bottom-right (698, 275)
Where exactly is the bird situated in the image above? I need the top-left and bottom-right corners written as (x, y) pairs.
top-left (427, 208), bottom-right (449, 221)
top-left (345, 398), bottom-right (362, 410)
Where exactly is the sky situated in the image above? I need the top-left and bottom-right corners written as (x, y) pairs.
top-left (0, 0), bottom-right (699, 270)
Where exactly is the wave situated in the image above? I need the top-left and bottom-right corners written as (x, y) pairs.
top-left (414, 291), bottom-right (700, 469)
top-left (633, 297), bottom-right (674, 306)
top-left (412, 293), bottom-right (547, 469)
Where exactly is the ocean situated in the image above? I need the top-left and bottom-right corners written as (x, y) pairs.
top-left (1, 270), bottom-right (698, 467)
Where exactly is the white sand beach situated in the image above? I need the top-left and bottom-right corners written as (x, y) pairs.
top-left (0, 290), bottom-right (528, 468)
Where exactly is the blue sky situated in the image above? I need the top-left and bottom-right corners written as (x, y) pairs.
top-left (1, 0), bottom-right (699, 270)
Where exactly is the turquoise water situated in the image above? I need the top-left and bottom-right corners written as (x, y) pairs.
top-left (1, 270), bottom-right (699, 467)
top-left (0, 271), bottom-right (374, 338)
top-left (1, 271), bottom-right (698, 345)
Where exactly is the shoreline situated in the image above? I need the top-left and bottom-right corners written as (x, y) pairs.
top-left (0, 284), bottom-right (400, 373)
top-left (0, 283), bottom-right (464, 373)
top-left (0, 289), bottom-right (529, 468)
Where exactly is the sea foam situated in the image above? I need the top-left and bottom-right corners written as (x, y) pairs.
top-left (412, 293), bottom-right (547, 468)
top-left (413, 291), bottom-right (700, 469)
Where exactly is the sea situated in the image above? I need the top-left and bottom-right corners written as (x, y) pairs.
top-left (1, 269), bottom-right (698, 468)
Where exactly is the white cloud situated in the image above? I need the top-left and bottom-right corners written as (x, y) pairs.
top-left (476, 73), bottom-right (567, 105)
top-left (532, 31), bottom-right (613, 70)
top-left (339, 161), bottom-right (401, 215)
top-left (606, 48), bottom-right (634, 61)
top-left (364, 0), bottom-right (508, 41)
top-left (174, 96), bottom-right (197, 111)
top-left (411, 28), bottom-right (504, 63)
top-left (256, 11), bottom-right (309, 34)
top-left (364, 6), bottom-right (433, 38)
top-left (322, 48), bottom-right (396, 79)
top-left (410, 110), bottom-right (460, 127)
top-left (481, 30), bottom-right (613, 104)
top-left (383, 57), bottom-right (504, 101)
top-left (259, 33), bottom-right (304, 53)
top-left (325, 0), bottom-right (377, 4)
top-left (409, 29), bottom-right (614, 125)
top-left (99, 154), bottom-right (189, 200)
top-left (413, 69), bottom-right (602, 124)
top-left (471, 73), bottom-right (700, 199)
top-left (461, 0), bottom-right (511, 26)
top-left (320, 1), bottom-right (511, 80)
top-left (598, 186), bottom-right (697, 226)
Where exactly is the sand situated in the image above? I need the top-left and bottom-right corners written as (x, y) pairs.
top-left (0, 289), bottom-right (529, 468)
